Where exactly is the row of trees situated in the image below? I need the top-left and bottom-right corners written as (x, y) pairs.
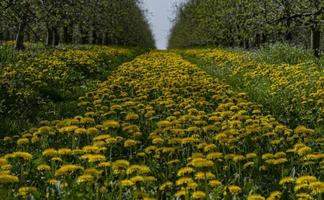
top-left (168, 0), bottom-right (323, 57)
top-left (0, 0), bottom-right (155, 49)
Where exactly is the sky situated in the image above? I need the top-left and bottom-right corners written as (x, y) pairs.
top-left (141, 0), bottom-right (185, 49)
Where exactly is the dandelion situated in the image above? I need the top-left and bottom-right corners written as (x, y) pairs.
top-left (18, 186), bottom-right (37, 197)
top-left (120, 179), bottom-right (134, 187)
top-left (177, 167), bottom-right (194, 176)
top-left (0, 174), bottom-right (19, 183)
top-left (124, 139), bottom-right (138, 147)
top-left (77, 175), bottom-right (95, 184)
top-left (42, 149), bottom-right (57, 157)
top-left (279, 176), bottom-right (295, 185)
top-left (37, 164), bottom-right (51, 172)
top-left (159, 181), bottom-right (173, 191)
top-left (17, 138), bottom-right (29, 145)
top-left (192, 191), bottom-right (206, 199)
top-left (209, 179), bottom-right (222, 187)
top-left (55, 164), bottom-right (83, 176)
top-left (227, 185), bottom-right (241, 194)
top-left (103, 120), bottom-right (120, 129)
top-left (247, 194), bottom-right (266, 200)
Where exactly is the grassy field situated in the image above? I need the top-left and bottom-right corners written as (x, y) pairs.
top-left (0, 45), bottom-right (323, 199)
top-left (0, 42), bottom-right (148, 136)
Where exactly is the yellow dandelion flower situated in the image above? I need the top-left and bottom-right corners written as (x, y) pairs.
top-left (192, 191), bottom-right (206, 199)
top-left (206, 152), bottom-right (223, 160)
top-left (267, 191), bottom-right (282, 200)
top-left (130, 175), bottom-right (145, 183)
top-left (209, 179), bottom-right (222, 187)
top-left (18, 186), bottom-right (37, 197)
top-left (195, 171), bottom-right (215, 180)
top-left (296, 193), bottom-right (313, 200)
top-left (294, 126), bottom-right (314, 135)
top-left (177, 167), bottom-right (194, 176)
top-left (0, 174), bottom-right (19, 183)
top-left (247, 194), bottom-right (266, 200)
top-left (120, 179), bottom-right (135, 187)
top-left (55, 164), bottom-right (83, 176)
top-left (175, 189), bottom-right (187, 197)
top-left (176, 177), bottom-right (194, 186)
top-left (246, 153), bottom-right (257, 159)
top-left (17, 138), bottom-right (29, 145)
top-left (87, 127), bottom-right (99, 135)
top-left (97, 162), bottom-right (111, 168)
top-left (7, 152), bottom-right (33, 160)
top-left (0, 158), bottom-right (7, 166)
top-left (159, 181), bottom-right (173, 191)
top-left (77, 175), bottom-right (94, 184)
top-left (227, 185), bottom-right (241, 194)
top-left (58, 148), bottom-right (72, 155)
top-left (296, 176), bottom-right (317, 185)
top-left (47, 179), bottom-right (58, 186)
top-left (279, 176), bottom-right (295, 185)
top-left (126, 165), bottom-right (150, 175)
top-left (308, 181), bottom-right (324, 194)
top-left (124, 139), bottom-right (138, 147)
top-left (189, 157), bottom-right (214, 168)
top-left (42, 149), bottom-right (57, 157)
top-left (157, 120), bottom-right (172, 128)
top-left (37, 164), bottom-right (51, 172)
top-left (103, 120), bottom-right (120, 129)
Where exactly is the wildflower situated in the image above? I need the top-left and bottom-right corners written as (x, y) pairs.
top-left (18, 186), bottom-right (37, 197)
top-left (17, 138), bottom-right (29, 145)
top-left (189, 157), bottom-right (214, 168)
top-left (176, 177), bottom-right (194, 186)
top-left (124, 139), bottom-right (138, 147)
top-left (192, 191), bottom-right (206, 199)
top-left (279, 176), bottom-right (295, 185)
top-left (206, 152), bottom-right (223, 160)
top-left (247, 194), bottom-right (265, 200)
top-left (55, 164), bottom-right (83, 176)
top-left (0, 174), bottom-right (19, 183)
top-left (7, 152), bottom-right (32, 160)
top-left (77, 175), bottom-right (95, 184)
top-left (175, 190), bottom-right (187, 198)
top-left (159, 181), bottom-right (173, 191)
top-left (294, 126), bottom-right (314, 135)
top-left (157, 120), bottom-right (172, 128)
top-left (209, 179), bottom-right (222, 187)
top-left (87, 127), bottom-right (99, 135)
top-left (120, 179), bottom-right (134, 187)
top-left (37, 164), bottom-right (51, 172)
top-left (195, 171), bottom-right (215, 180)
top-left (103, 120), bottom-right (120, 129)
top-left (267, 191), bottom-right (282, 200)
top-left (227, 185), bottom-right (241, 194)
top-left (177, 167), bottom-right (194, 176)
top-left (42, 149), bottom-right (57, 157)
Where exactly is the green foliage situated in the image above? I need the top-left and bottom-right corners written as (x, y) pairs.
top-left (0, 0), bottom-right (155, 48)
top-left (168, 0), bottom-right (323, 54)
top-left (248, 42), bottom-right (324, 65)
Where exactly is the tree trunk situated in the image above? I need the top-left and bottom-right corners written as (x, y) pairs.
top-left (92, 30), bottom-right (97, 44)
top-left (255, 33), bottom-right (261, 48)
top-left (311, 25), bottom-right (320, 58)
top-left (15, 19), bottom-right (27, 50)
top-left (244, 39), bottom-right (250, 49)
top-left (80, 27), bottom-right (88, 44)
top-left (47, 26), bottom-right (54, 46)
top-left (63, 24), bottom-right (73, 44)
top-left (53, 27), bottom-right (60, 46)
top-left (63, 26), bottom-right (69, 43)
top-left (261, 33), bottom-right (267, 44)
